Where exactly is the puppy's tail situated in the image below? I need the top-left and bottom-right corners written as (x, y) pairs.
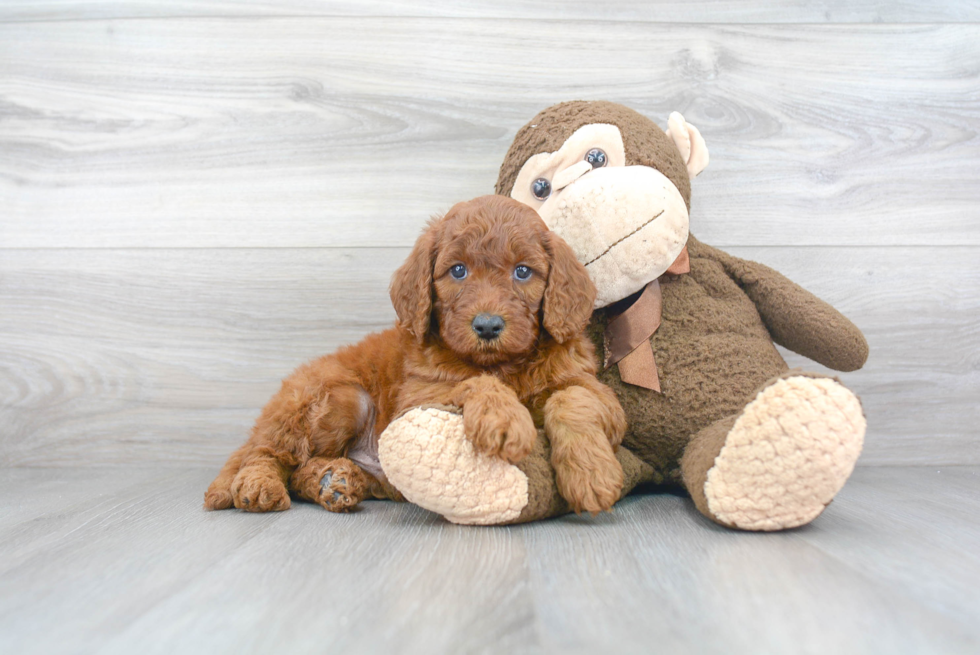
top-left (203, 445), bottom-right (247, 510)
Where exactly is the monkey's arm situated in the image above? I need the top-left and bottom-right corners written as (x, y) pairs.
top-left (688, 236), bottom-right (869, 372)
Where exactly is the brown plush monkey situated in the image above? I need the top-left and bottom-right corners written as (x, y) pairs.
top-left (378, 101), bottom-right (868, 530)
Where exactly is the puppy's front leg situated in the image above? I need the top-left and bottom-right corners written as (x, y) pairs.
top-left (451, 375), bottom-right (536, 464)
top-left (545, 381), bottom-right (627, 514)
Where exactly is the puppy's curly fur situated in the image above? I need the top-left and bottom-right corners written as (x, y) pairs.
top-left (204, 195), bottom-right (626, 515)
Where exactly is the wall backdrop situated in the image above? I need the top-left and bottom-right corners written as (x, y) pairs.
top-left (2, 1), bottom-right (978, 467)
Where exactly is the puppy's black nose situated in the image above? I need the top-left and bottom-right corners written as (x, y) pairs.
top-left (472, 314), bottom-right (505, 340)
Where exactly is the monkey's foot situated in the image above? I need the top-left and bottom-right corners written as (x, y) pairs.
top-left (378, 407), bottom-right (530, 525)
top-left (701, 375), bottom-right (866, 531)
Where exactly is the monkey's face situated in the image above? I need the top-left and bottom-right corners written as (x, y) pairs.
top-left (504, 104), bottom-right (708, 308)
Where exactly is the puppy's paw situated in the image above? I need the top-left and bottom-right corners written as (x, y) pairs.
top-left (230, 468), bottom-right (291, 512)
top-left (554, 439), bottom-right (624, 515)
top-left (463, 398), bottom-right (536, 464)
top-left (317, 458), bottom-right (368, 513)
top-left (203, 486), bottom-right (234, 510)
top-left (607, 399), bottom-right (628, 449)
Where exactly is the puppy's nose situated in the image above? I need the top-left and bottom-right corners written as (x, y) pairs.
top-left (472, 314), bottom-right (505, 340)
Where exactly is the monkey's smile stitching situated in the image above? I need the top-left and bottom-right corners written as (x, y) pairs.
top-left (584, 210), bottom-right (664, 267)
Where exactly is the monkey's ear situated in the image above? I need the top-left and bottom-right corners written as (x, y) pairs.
top-left (390, 221), bottom-right (437, 343)
top-left (542, 231), bottom-right (597, 344)
top-left (665, 111), bottom-right (709, 178)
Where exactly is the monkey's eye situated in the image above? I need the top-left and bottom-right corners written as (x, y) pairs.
top-left (585, 148), bottom-right (607, 169)
top-left (514, 265), bottom-right (532, 281)
top-left (531, 178), bottom-right (551, 200)
top-left (449, 264), bottom-right (467, 280)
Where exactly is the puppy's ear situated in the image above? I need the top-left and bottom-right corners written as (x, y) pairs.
top-left (390, 220), bottom-right (437, 343)
top-left (542, 231), bottom-right (596, 343)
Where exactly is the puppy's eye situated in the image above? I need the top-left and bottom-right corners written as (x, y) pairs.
top-left (531, 178), bottom-right (551, 200)
top-left (514, 265), bottom-right (532, 281)
top-left (449, 264), bottom-right (467, 280)
top-left (585, 148), bottom-right (607, 168)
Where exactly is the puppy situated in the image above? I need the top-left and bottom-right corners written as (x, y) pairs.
top-left (204, 195), bottom-right (626, 515)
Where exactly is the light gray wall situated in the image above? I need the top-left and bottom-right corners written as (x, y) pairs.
top-left (1, 1), bottom-right (977, 467)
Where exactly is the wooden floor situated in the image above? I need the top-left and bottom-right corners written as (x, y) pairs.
top-left (0, 466), bottom-right (977, 654)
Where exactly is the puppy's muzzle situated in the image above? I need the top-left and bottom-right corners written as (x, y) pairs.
top-left (472, 314), bottom-right (505, 341)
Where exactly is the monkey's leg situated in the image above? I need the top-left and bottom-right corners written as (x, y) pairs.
top-left (378, 406), bottom-right (651, 525)
top-left (680, 372), bottom-right (865, 531)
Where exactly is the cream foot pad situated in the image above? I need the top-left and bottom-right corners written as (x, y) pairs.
top-left (378, 407), bottom-right (529, 525)
top-left (704, 376), bottom-right (866, 531)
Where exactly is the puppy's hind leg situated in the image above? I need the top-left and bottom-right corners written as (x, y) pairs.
top-left (229, 445), bottom-right (293, 512)
top-left (291, 384), bottom-right (378, 512)
top-left (291, 457), bottom-right (370, 512)
top-left (204, 444), bottom-right (246, 510)
top-left (225, 360), bottom-right (344, 513)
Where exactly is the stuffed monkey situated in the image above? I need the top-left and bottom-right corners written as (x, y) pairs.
top-left (378, 101), bottom-right (868, 530)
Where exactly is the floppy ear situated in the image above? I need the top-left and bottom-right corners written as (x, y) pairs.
top-left (542, 231), bottom-right (597, 344)
top-left (390, 221), bottom-right (437, 343)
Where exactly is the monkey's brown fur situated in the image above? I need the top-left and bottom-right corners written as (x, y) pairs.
top-left (496, 102), bottom-right (868, 490)
top-left (204, 195), bottom-right (626, 515)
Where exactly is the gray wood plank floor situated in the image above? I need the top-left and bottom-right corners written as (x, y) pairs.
top-left (0, 466), bottom-right (977, 654)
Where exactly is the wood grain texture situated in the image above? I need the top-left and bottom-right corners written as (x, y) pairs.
top-left (1, 10), bottom-right (977, 474)
top-left (0, 248), bottom-right (398, 467)
top-left (797, 467), bottom-right (980, 626)
top-left (0, 466), bottom-right (977, 654)
top-left (0, 467), bottom-right (176, 540)
top-left (1, 246), bottom-right (976, 467)
top-left (1, 1), bottom-right (977, 23)
top-left (2, 20), bottom-right (978, 248)
top-left (755, 246), bottom-right (980, 466)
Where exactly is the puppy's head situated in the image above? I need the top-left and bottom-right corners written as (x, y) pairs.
top-left (390, 195), bottom-right (596, 366)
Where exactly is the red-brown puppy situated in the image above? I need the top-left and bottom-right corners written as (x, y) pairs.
top-left (204, 195), bottom-right (626, 515)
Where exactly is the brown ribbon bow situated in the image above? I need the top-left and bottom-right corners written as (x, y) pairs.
top-left (603, 246), bottom-right (690, 392)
